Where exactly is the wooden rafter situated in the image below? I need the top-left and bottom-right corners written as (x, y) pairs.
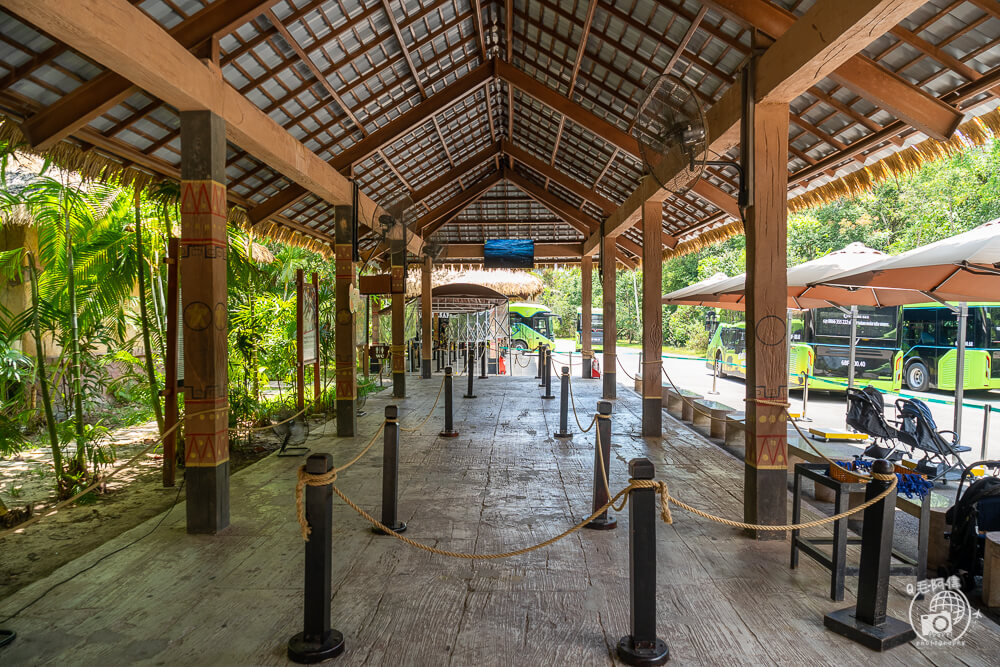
top-left (20, 0), bottom-right (281, 150)
top-left (247, 60), bottom-right (495, 224)
top-left (502, 139), bottom-right (616, 215)
top-left (704, 0), bottom-right (962, 141)
top-left (587, 0), bottom-right (937, 256)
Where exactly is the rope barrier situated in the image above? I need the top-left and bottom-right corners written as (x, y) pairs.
top-left (615, 354), bottom-right (637, 381)
top-left (562, 358), bottom-right (597, 432)
top-left (399, 376), bottom-right (446, 432)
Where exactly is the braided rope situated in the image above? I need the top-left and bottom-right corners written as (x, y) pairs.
top-left (399, 375), bottom-right (446, 432)
top-left (564, 365), bottom-right (597, 432)
top-left (615, 354), bottom-right (638, 381)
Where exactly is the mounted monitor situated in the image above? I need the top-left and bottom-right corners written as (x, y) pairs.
top-left (484, 239), bottom-right (534, 269)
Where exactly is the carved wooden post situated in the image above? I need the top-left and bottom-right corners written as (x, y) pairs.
top-left (642, 200), bottom-right (663, 437)
top-left (179, 110), bottom-right (229, 534)
top-left (581, 255), bottom-right (593, 379)
top-left (312, 271), bottom-right (321, 407)
top-left (390, 229), bottom-right (405, 399)
top-left (334, 206), bottom-right (357, 436)
top-left (602, 237), bottom-right (617, 399)
top-left (744, 96), bottom-right (790, 537)
top-left (421, 255), bottom-right (432, 379)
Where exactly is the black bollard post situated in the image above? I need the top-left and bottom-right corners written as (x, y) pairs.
top-left (542, 348), bottom-right (555, 400)
top-left (555, 366), bottom-right (572, 437)
top-left (288, 453), bottom-right (345, 663)
top-left (373, 406), bottom-right (406, 535)
top-left (440, 366), bottom-right (459, 437)
top-left (824, 460), bottom-right (914, 651)
top-left (479, 342), bottom-right (488, 379)
top-left (464, 348), bottom-right (477, 399)
top-left (586, 400), bottom-right (617, 530)
top-left (536, 343), bottom-right (544, 380)
top-left (617, 458), bottom-right (670, 665)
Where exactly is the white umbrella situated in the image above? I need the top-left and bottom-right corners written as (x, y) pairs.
top-left (661, 272), bottom-right (733, 306)
top-left (814, 219), bottom-right (1000, 439)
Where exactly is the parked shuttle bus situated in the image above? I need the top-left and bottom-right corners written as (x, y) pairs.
top-left (706, 304), bottom-right (1000, 392)
top-left (509, 303), bottom-right (558, 351)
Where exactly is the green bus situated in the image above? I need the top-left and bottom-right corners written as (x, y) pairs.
top-left (509, 303), bottom-right (558, 351)
top-left (706, 304), bottom-right (1000, 393)
top-left (706, 320), bottom-right (813, 389)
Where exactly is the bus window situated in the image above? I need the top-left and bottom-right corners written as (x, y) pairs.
top-left (534, 316), bottom-right (551, 338)
top-left (988, 307), bottom-right (1000, 346)
top-left (936, 308), bottom-right (977, 347)
top-left (903, 309), bottom-right (937, 347)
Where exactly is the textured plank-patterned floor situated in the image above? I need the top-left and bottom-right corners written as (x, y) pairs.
top-left (2, 371), bottom-right (999, 665)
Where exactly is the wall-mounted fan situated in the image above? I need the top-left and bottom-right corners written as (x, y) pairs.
top-left (422, 240), bottom-right (444, 261)
top-left (632, 73), bottom-right (748, 212)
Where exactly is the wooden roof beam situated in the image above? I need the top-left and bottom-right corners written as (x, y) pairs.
top-left (4, 0), bottom-right (423, 254)
top-left (414, 170), bottom-right (505, 237)
top-left (496, 59), bottom-right (640, 157)
top-left (587, 0), bottom-right (934, 256)
top-left (20, 0), bottom-right (281, 150)
top-left (247, 60), bottom-right (495, 225)
top-left (689, 180), bottom-right (741, 221)
top-left (501, 139), bottom-right (617, 215)
top-left (704, 0), bottom-right (962, 141)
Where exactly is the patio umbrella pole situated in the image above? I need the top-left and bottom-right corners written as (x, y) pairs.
top-left (848, 305), bottom-right (857, 391)
top-left (954, 302), bottom-right (968, 440)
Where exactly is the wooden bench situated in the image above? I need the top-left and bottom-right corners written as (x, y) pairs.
top-left (664, 387), bottom-right (703, 422)
top-left (724, 411), bottom-right (746, 447)
top-left (692, 399), bottom-right (735, 439)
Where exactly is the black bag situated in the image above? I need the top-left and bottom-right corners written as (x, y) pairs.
top-left (945, 476), bottom-right (1000, 587)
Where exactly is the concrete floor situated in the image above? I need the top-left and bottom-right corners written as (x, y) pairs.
top-left (2, 371), bottom-right (1000, 665)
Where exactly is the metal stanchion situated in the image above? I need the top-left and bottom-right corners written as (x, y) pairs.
top-left (586, 400), bottom-right (617, 530)
top-left (373, 406), bottom-right (406, 535)
top-left (536, 343), bottom-right (544, 380)
top-left (464, 348), bottom-right (477, 399)
top-left (616, 457), bottom-right (670, 666)
top-left (982, 404), bottom-right (992, 459)
top-left (287, 453), bottom-right (345, 663)
top-left (824, 460), bottom-right (914, 651)
top-left (440, 367), bottom-right (459, 437)
top-left (542, 348), bottom-right (555, 399)
top-left (555, 366), bottom-right (572, 438)
top-left (479, 342), bottom-right (488, 379)
top-left (800, 373), bottom-right (812, 422)
top-left (707, 357), bottom-right (719, 395)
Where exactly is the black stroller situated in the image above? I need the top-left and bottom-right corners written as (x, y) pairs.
top-left (846, 386), bottom-right (902, 461)
top-left (894, 397), bottom-right (971, 481)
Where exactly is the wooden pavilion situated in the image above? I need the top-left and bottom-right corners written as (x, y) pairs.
top-left (1, 0), bottom-right (999, 542)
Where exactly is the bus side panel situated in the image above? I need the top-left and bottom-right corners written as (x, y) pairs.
top-left (992, 350), bottom-right (1000, 389)
top-left (811, 344), bottom-right (897, 392)
top-left (936, 348), bottom-right (990, 391)
top-left (788, 344), bottom-right (811, 388)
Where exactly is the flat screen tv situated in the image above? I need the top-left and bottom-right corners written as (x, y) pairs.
top-left (483, 239), bottom-right (534, 269)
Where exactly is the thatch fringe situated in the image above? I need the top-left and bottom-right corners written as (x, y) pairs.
top-left (787, 107), bottom-right (1000, 213)
top-left (405, 268), bottom-right (543, 299)
top-left (1, 116), bottom-right (333, 257)
top-left (663, 220), bottom-right (744, 262)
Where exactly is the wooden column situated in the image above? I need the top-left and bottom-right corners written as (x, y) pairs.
top-left (162, 237), bottom-right (179, 487)
top-left (390, 231), bottom-right (406, 398)
top-left (421, 255), bottom-right (432, 378)
top-left (581, 255), bottom-right (593, 379)
top-left (641, 201), bottom-right (663, 436)
top-left (601, 237), bottom-right (617, 399)
top-left (296, 269), bottom-right (306, 413)
top-left (334, 206), bottom-right (357, 436)
top-left (312, 272), bottom-right (321, 405)
top-left (179, 110), bottom-right (228, 534)
top-left (744, 101), bottom-right (791, 538)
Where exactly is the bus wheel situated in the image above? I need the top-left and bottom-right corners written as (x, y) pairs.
top-left (513, 340), bottom-right (528, 351)
top-left (906, 361), bottom-right (929, 392)
top-left (715, 353), bottom-right (727, 378)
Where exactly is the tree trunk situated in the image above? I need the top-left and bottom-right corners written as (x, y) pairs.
top-left (64, 186), bottom-right (85, 470)
top-left (27, 253), bottom-right (64, 490)
top-left (136, 193), bottom-right (165, 434)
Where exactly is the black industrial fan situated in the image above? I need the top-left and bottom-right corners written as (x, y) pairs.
top-left (632, 73), bottom-right (748, 211)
